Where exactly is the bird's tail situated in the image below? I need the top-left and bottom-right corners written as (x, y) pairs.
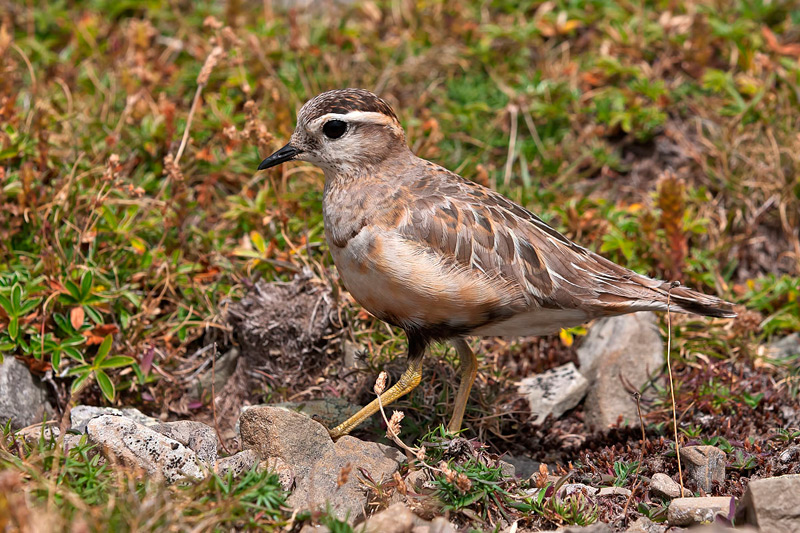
top-left (649, 280), bottom-right (737, 318)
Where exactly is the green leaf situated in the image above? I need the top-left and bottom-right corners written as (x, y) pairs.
top-left (8, 317), bottom-right (19, 340)
top-left (18, 297), bottom-right (41, 316)
top-left (67, 364), bottom-right (92, 375)
top-left (70, 371), bottom-right (91, 394)
top-left (51, 351), bottom-right (61, 371)
top-left (63, 346), bottom-right (84, 362)
top-left (0, 341), bottom-right (16, 351)
top-left (53, 313), bottom-right (72, 333)
top-left (64, 280), bottom-right (82, 301)
top-left (94, 334), bottom-right (113, 366)
top-left (98, 356), bottom-right (135, 369)
top-left (95, 370), bottom-right (115, 402)
top-left (85, 306), bottom-right (103, 324)
top-left (11, 284), bottom-right (21, 312)
top-left (0, 293), bottom-right (12, 314)
top-left (250, 231), bottom-right (267, 254)
top-left (80, 271), bottom-right (93, 299)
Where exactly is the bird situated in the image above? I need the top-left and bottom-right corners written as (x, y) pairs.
top-left (256, 88), bottom-right (736, 440)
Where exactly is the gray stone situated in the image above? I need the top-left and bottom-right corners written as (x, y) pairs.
top-left (736, 474), bottom-right (800, 532)
top-left (561, 483), bottom-right (599, 496)
top-left (299, 526), bottom-right (330, 533)
top-left (15, 424), bottom-right (60, 445)
top-left (597, 486), bottom-right (631, 497)
top-left (272, 398), bottom-right (361, 430)
top-left (70, 405), bottom-right (159, 434)
top-left (518, 362), bottom-right (589, 424)
top-left (667, 497), bottom-right (734, 526)
top-left (650, 472), bottom-right (682, 500)
top-left (216, 449), bottom-right (259, 478)
top-left (86, 415), bottom-right (204, 483)
top-left (767, 333), bottom-right (800, 359)
top-left (577, 312), bottom-right (663, 429)
top-left (154, 420), bottom-right (217, 466)
top-left (427, 517), bottom-right (457, 533)
top-left (197, 348), bottom-right (240, 394)
top-left (0, 356), bottom-right (53, 429)
top-left (679, 446), bottom-right (726, 493)
top-left (360, 503), bottom-right (417, 533)
top-left (556, 523), bottom-right (612, 533)
top-left (239, 405), bottom-right (334, 478)
top-left (503, 455), bottom-right (541, 479)
top-left (288, 435), bottom-right (404, 523)
top-left (498, 459), bottom-right (515, 478)
top-left (625, 516), bottom-right (666, 533)
top-left (358, 503), bottom-right (456, 533)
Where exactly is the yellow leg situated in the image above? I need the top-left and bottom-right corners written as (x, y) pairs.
top-left (447, 337), bottom-right (478, 434)
top-left (329, 357), bottom-right (423, 440)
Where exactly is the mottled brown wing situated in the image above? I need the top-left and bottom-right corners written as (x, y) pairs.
top-left (395, 166), bottom-right (563, 309)
top-left (393, 162), bottom-right (736, 319)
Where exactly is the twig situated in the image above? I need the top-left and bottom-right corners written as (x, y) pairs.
top-left (666, 281), bottom-right (685, 497)
top-left (622, 392), bottom-right (648, 520)
top-left (502, 104), bottom-right (519, 188)
top-left (175, 45), bottom-right (223, 165)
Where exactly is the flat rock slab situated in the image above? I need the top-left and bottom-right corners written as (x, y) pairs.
top-left (518, 362), bottom-right (588, 424)
top-left (667, 496), bottom-right (734, 526)
top-left (577, 312), bottom-right (663, 429)
top-left (288, 435), bottom-right (404, 523)
top-left (86, 415), bottom-right (204, 483)
top-left (597, 486), bottom-right (631, 497)
top-left (679, 445), bottom-right (726, 493)
top-left (0, 357), bottom-right (53, 430)
top-left (736, 474), bottom-right (800, 532)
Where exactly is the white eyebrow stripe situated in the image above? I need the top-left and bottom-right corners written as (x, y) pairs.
top-left (307, 111), bottom-right (396, 131)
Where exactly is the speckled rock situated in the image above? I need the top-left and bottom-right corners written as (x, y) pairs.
top-left (518, 362), bottom-right (588, 424)
top-left (71, 405), bottom-right (159, 433)
top-left (216, 449), bottom-right (259, 478)
top-left (667, 496), bottom-right (734, 526)
top-left (154, 420), bottom-right (217, 466)
top-left (259, 457), bottom-right (295, 491)
top-left (650, 472), bottom-right (682, 500)
top-left (86, 415), bottom-right (204, 483)
top-left (577, 312), bottom-right (663, 429)
top-left (288, 435), bottom-right (404, 523)
top-left (0, 356), bottom-right (53, 429)
top-left (679, 446), bottom-right (726, 493)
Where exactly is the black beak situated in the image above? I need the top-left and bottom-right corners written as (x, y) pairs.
top-left (257, 143), bottom-right (300, 170)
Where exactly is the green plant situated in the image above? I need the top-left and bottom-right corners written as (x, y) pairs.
top-left (612, 460), bottom-right (639, 487)
top-left (66, 335), bottom-right (136, 402)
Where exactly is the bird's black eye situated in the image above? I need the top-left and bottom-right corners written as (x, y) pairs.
top-left (322, 120), bottom-right (347, 139)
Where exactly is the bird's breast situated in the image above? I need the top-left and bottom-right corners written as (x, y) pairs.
top-left (327, 226), bottom-right (520, 334)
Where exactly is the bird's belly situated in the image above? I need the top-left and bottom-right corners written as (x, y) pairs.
top-left (470, 308), bottom-right (590, 338)
top-left (329, 228), bottom-right (515, 332)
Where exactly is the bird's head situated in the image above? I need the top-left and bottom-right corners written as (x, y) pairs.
top-left (257, 88), bottom-right (408, 176)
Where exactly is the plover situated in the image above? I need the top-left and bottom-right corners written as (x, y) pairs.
top-left (257, 88), bottom-right (736, 439)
